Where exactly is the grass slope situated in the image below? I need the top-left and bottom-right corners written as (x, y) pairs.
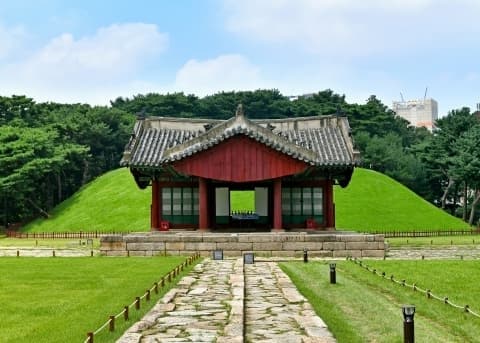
top-left (335, 168), bottom-right (470, 231)
top-left (24, 167), bottom-right (469, 233)
top-left (25, 168), bottom-right (150, 232)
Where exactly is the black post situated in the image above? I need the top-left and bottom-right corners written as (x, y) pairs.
top-left (402, 305), bottom-right (415, 343)
top-left (329, 263), bottom-right (336, 284)
top-left (303, 248), bottom-right (308, 263)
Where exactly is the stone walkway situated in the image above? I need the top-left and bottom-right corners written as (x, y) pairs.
top-left (387, 246), bottom-right (480, 259)
top-left (245, 262), bottom-right (335, 343)
top-left (0, 248), bottom-right (93, 257)
top-left (117, 258), bottom-right (335, 343)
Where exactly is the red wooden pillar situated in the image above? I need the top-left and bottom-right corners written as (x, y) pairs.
top-left (199, 177), bottom-right (209, 230)
top-left (325, 180), bottom-right (335, 229)
top-left (151, 179), bottom-right (161, 231)
top-left (272, 178), bottom-right (283, 231)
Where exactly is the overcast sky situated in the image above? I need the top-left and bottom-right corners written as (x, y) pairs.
top-left (1, 0), bottom-right (479, 115)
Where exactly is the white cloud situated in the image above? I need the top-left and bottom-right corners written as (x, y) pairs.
top-left (0, 23), bottom-right (168, 104)
top-left (223, 0), bottom-right (479, 58)
top-left (174, 54), bottom-right (269, 96)
top-left (0, 23), bottom-right (28, 59)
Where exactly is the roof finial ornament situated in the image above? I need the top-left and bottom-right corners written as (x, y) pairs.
top-left (236, 103), bottom-right (244, 117)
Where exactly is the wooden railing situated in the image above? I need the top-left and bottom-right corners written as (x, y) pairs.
top-left (5, 231), bottom-right (129, 239)
top-left (84, 253), bottom-right (201, 343)
top-left (372, 229), bottom-right (480, 238)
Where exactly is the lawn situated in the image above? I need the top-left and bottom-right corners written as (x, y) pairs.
top-left (281, 260), bottom-right (480, 342)
top-left (0, 256), bottom-right (195, 343)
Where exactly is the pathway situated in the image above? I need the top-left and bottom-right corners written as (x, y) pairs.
top-left (387, 246), bottom-right (480, 259)
top-left (245, 262), bottom-right (335, 343)
top-left (117, 258), bottom-right (335, 343)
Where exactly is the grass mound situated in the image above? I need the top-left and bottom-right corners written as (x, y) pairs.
top-left (25, 168), bottom-right (150, 232)
top-left (23, 167), bottom-right (469, 233)
top-left (335, 168), bottom-right (470, 231)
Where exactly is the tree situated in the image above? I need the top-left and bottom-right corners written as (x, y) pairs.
top-left (416, 108), bottom-right (477, 211)
top-left (0, 126), bottom-right (88, 223)
top-left (451, 124), bottom-right (480, 225)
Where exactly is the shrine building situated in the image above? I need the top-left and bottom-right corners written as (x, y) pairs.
top-left (121, 105), bottom-right (358, 231)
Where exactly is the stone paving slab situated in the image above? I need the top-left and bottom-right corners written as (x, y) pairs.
top-left (244, 262), bottom-right (335, 343)
top-left (0, 248), bottom-right (93, 257)
top-left (117, 258), bottom-right (335, 343)
top-left (117, 258), bottom-right (242, 343)
top-left (387, 247), bottom-right (480, 259)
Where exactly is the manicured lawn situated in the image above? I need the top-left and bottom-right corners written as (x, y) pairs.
top-left (281, 260), bottom-right (480, 342)
top-left (0, 256), bottom-right (194, 343)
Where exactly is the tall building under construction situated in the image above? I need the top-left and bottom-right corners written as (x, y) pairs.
top-left (392, 98), bottom-right (438, 131)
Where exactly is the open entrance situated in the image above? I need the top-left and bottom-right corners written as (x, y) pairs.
top-left (230, 190), bottom-right (254, 213)
top-left (214, 186), bottom-right (270, 230)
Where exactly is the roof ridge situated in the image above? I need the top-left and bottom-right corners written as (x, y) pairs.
top-left (162, 111), bottom-right (318, 164)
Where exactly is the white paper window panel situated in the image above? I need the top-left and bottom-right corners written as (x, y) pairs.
top-left (162, 188), bottom-right (172, 200)
top-left (172, 204), bottom-right (182, 215)
top-left (162, 204), bottom-right (172, 215)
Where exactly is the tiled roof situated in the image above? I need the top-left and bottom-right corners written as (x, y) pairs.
top-left (121, 107), bottom-right (358, 171)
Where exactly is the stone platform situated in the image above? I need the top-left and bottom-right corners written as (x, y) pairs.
top-left (101, 231), bottom-right (385, 258)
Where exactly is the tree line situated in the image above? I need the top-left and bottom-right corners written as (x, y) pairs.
top-left (1, 89), bottom-right (479, 227)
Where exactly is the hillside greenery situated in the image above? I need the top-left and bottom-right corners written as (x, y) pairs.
top-left (2, 90), bottom-right (479, 228)
top-left (335, 169), bottom-right (469, 231)
top-left (23, 167), bottom-right (469, 233)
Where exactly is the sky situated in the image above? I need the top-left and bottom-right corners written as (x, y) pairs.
top-left (1, 0), bottom-right (479, 116)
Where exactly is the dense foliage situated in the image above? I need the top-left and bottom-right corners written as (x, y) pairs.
top-left (1, 89), bottom-right (479, 227)
top-left (0, 96), bottom-right (134, 225)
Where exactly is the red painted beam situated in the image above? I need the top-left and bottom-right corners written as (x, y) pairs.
top-left (273, 178), bottom-right (282, 230)
top-left (199, 177), bottom-right (209, 230)
top-left (325, 180), bottom-right (335, 229)
top-left (151, 179), bottom-right (160, 230)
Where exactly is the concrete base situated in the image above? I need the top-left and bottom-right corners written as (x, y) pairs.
top-left (100, 231), bottom-right (386, 258)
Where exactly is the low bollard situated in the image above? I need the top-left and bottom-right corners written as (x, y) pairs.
top-left (402, 305), bottom-right (415, 343)
top-left (329, 263), bottom-right (336, 284)
top-left (303, 248), bottom-right (308, 263)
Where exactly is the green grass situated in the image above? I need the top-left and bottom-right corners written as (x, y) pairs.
top-left (0, 256), bottom-right (194, 343)
top-left (24, 168), bottom-right (150, 232)
top-left (335, 168), bottom-right (470, 231)
top-left (230, 190), bottom-right (255, 212)
top-left (281, 260), bottom-right (480, 342)
top-left (23, 167), bottom-right (470, 233)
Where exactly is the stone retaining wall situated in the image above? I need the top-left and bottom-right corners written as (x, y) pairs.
top-left (100, 232), bottom-right (385, 258)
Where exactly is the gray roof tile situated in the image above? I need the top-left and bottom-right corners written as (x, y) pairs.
top-left (121, 112), bottom-right (358, 171)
